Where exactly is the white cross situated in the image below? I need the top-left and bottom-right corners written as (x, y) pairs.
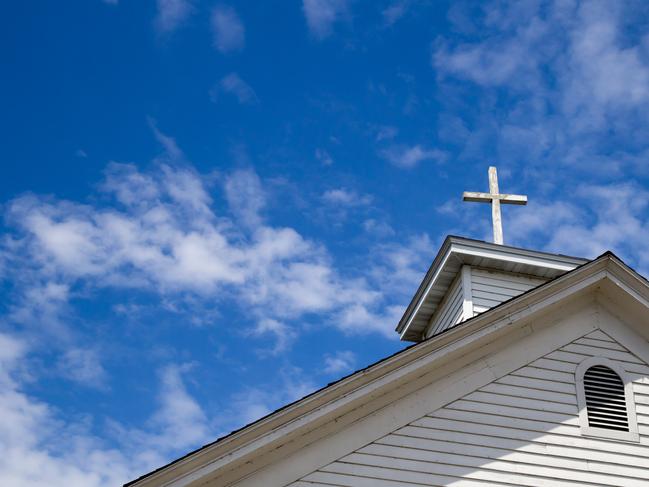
top-left (463, 166), bottom-right (527, 245)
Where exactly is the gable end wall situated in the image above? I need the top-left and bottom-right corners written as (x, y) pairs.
top-left (291, 328), bottom-right (649, 487)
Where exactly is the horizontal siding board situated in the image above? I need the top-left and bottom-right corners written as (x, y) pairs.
top-left (510, 366), bottom-right (575, 384)
top-left (387, 428), bottom-right (649, 469)
top-left (378, 433), bottom-right (649, 476)
top-left (528, 357), bottom-right (578, 373)
top-left (574, 337), bottom-right (627, 351)
top-left (414, 415), bottom-right (580, 438)
top-left (317, 462), bottom-right (515, 487)
top-left (469, 269), bottom-right (546, 317)
top-left (495, 374), bottom-right (577, 394)
top-left (559, 343), bottom-right (644, 364)
top-left (327, 456), bottom-right (589, 487)
top-left (427, 275), bottom-right (464, 337)
top-left (478, 383), bottom-right (577, 404)
top-left (462, 390), bottom-right (578, 414)
top-left (348, 446), bottom-right (645, 487)
top-left (445, 399), bottom-right (579, 425)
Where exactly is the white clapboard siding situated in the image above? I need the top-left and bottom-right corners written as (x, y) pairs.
top-left (471, 268), bottom-right (547, 315)
top-left (289, 329), bottom-right (649, 487)
top-left (425, 275), bottom-right (464, 338)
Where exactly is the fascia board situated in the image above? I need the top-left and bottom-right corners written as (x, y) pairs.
top-left (130, 254), bottom-right (627, 487)
top-left (451, 240), bottom-right (586, 270)
top-left (397, 239), bottom-right (455, 339)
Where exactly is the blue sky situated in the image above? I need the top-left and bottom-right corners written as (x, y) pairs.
top-left (2, 0), bottom-right (649, 485)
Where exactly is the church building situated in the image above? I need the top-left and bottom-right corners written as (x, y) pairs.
top-left (127, 168), bottom-right (649, 487)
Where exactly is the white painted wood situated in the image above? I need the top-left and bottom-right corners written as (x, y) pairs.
top-left (462, 166), bottom-right (528, 245)
top-left (471, 268), bottom-right (547, 317)
top-left (398, 235), bottom-right (586, 341)
top-left (424, 273), bottom-right (464, 338)
top-left (461, 264), bottom-right (474, 321)
top-left (575, 356), bottom-right (640, 442)
top-left (424, 267), bottom-right (549, 338)
top-left (288, 329), bottom-right (649, 487)
top-left (231, 298), bottom-right (600, 487)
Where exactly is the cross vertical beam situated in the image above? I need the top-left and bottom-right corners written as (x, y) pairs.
top-left (463, 166), bottom-right (527, 245)
top-left (488, 167), bottom-right (503, 245)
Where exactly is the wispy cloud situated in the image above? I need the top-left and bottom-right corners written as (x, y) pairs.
top-left (56, 348), bottom-right (108, 389)
top-left (315, 148), bottom-right (334, 165)
top-left (382, 1), bottom-right (409, 27)
top-left (154, 0), bottom-right (194, 35)
top-left (211, 73), bottom-right (258, 105)
top-left (248, 319), bottom-right (297, 356)
top-left (2, 125), bottom-right (420, 344)
top-left (217, 365), bottom-right (317, 432)
top-left (323, 350), bottom-right (355, 375)
top-left (224, 168), bottom-right (265, 228)
top-left (375, 125), bottom-right (398, 142)
top-left (302, 0), bottom-right (349, 40)
top-left (506, 182), bottom-right (649, 275)
top-left (379, 144), bottom-right (447, 168)
top-left (0, 332), bottom-right (165, 487)
top-left (322, 188), bottom-right (372, 206)
top-left (433, 0), bottom-right (649, 181)
top-left (211, 5), bottom-right (245, 53)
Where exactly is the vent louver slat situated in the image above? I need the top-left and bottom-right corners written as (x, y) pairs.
top-left (584, 365), bottom-right (629, 432)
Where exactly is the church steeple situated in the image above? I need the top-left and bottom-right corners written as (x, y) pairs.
top-left (395, 167), bottom-right (579, 342)
top-left (396, 236), bottom-right (588, 342)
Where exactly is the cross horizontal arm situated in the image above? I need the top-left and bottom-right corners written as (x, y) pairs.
top-left (462, 192), bottom-right (493, 203)
top-left (462, 192), bottom-right (528, 205)
top-left (498, 194), bottom-right (527, 205)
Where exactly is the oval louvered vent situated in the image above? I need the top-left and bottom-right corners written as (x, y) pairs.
top-left (584, 365), bottom-right (628, 432)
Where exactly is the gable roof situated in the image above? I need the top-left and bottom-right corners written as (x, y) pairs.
top-left (396, 236), bottom-right (588, 341)
top-left (126, 250), bottom-right (649, 487)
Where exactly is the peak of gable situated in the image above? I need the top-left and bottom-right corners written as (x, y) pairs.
top-left (397, 236), bottom-right (588, 342)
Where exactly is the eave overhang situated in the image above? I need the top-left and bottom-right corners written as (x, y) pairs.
top-left (396, 236), bottom-right (588, 342)
top-left (126, 252), bottom-right (649, 487)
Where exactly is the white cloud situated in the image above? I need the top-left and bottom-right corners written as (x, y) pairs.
top-left (3, 158), bottom-right (408, 340)
top-left (560, 1), bottom-right (649, 131)
top-left (315, 148), bottom-right (334, 165)
top-left (433, 1), bottom-right (649, 180)
top-left (248, 319), bottom-right (296, 356)
top-left (380, 144), bottom-right (447, 168)
top-left (56, 348), bottom-right (108, 389)
top-left (219, 365), bottom-right (316, 431)
top-left (211, 5), bottom-right (245, 53)
top-left (148, 363), bottom-right (209, 449)
top-left (0, 333), bottom-right (138, 487)
top-left (148, 117), bottom-right (185, 163)
top-left (322, 188), bottom-right (372, 206)
top-left (302, 0), bottom-right (349, 40)
top-left (323, 350), bottom-right (355, 375)
top-left (363, 218), bottom-right (395, 237)
top-left (375, 125), bottom-right (398, 141)
top-left (212, 72), bottom-right (258, 105)
top-left (224, 168), bottom-right (265, 228)
top-left (382, 1), bottom-right (409, 27)
top-left (154, 0), bottom-right (194, 34)
top-left (3, 127), bottom-right (429, 377)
